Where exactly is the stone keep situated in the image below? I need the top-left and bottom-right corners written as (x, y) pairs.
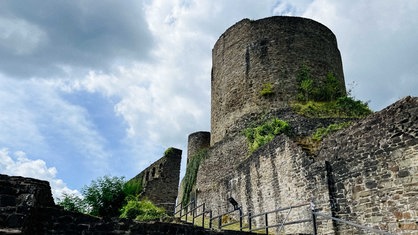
top-left (211, 16), bottom-right (346, 145)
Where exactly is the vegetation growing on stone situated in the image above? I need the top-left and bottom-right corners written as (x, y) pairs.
top-left (297, 66), bottom-right (344, 102)
top-left (297, 122), bottom-right (352, 155)
top-left (123, 178), bottom-right (143, 196)
top-left (259, 82), bottom-right (274, 97)
top-left (120, 197), bottom-right (167, 221)
top-left (312, 122), bottom-right (352, 141)
top-left (294, 65), bottom-right (372, 118)
top-left (164, 147), bottom-right (175, 156)
top-left (182, 149), bottom-right (208, 205)
top-left (291, 97), bottom-right (372, 118)
top-left (244, 118), bottom-right (291, 153)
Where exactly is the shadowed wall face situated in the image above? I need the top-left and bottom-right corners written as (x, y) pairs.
top-left (129, 148), bottom-right (182, 214)
top-left (211, 16), bottom-right (346, 145)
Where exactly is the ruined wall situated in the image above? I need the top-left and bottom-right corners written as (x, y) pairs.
top-left (211, 16), bottom-right (346, 145)
top-left (196, 135), bottom-right (334, 234)
top-left (129, 148), bottom-right (182, 214)
top-left (195, 97), bottom-right (418, 234)
top-left (318, 96), bottom-right (418, 233)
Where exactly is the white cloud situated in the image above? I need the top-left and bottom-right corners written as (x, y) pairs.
top-left (0, 148), bottom-right (80, 200)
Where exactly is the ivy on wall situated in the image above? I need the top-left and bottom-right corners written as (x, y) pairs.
top-left (182, 149), bottom-right (208, 205)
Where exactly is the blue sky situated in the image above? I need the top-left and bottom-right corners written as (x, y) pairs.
top-left (1, 0), bottom-right (417, 199)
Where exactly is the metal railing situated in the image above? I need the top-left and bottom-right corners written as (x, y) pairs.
top-left (247, 202), bottom-right (311, 234)
top-left (312, 211), bottom-right (394, 235)
top-left (175, 200), bottom-right (394, 235)
top-left (210, 208), bottom-right (243, 231)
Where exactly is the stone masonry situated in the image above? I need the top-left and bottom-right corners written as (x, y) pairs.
top-left (129, 148), bottom-right (182, 214)
top-left (193, 97), bottom-right (418, 234)
top-left (211, 16), bottom-right (346, 145)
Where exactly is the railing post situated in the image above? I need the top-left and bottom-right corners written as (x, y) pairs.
top-left (248, 212), bottom-right (252, 232)
top-left (311, 202), bottom-right (318, 235)
top-left (185, 203), bottom-right (188, 222)
top-left (209, 210), bottom-right (213, 229)
top-left (218, 216), bottom-right (222, 229)
top-left (192, 207), bottom-right (195, 225)
top-left (179, 202), bottom-right (182, 218)
top-left (202, 203), bottom-right (206, 227)
top-left (265, 213), bottom-right (268, 234)
top-left (239, 208), bottom-right (243, 231)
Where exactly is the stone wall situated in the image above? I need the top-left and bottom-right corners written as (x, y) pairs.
top-left (129, 148), bottom-right (182, 214)
top-left (0, 174), bottom-right (256, 235)
top-left (194, 97), bottom-right (418, 234)
top-left (211, 16), bottom-right (346, 145)
top-left (318, 96), bottom-right (418, 233)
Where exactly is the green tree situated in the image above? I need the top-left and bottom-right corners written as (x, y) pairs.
top-left (82, 175), bottom-right (126, 217)
top-left (120, 197), bottom-right (167, 221)
top-left (57, 193), bottom-right (87, 213)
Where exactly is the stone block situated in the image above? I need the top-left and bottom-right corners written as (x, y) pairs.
top-left (0, 195), bottom-right (16, 207)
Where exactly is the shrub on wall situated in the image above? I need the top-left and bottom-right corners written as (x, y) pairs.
top-left (244, 118), bottom-right (291, 153)
top-left (164, 147), bottom-right (175, 156)
top-left (259, 82), bottom-right (274, 97)
top-left (291, 97), bottom-right (372, 118)
top-left (294, 65), bottom-right (372, 118)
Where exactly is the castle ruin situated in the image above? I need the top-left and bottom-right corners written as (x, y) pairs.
top-left (180, 16), bottom-right (418, 234)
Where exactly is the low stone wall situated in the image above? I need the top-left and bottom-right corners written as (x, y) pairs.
top-left (0, 174), bottom-right (255, 234)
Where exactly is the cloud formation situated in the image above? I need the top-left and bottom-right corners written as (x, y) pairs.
top-left (0, 0), bottom-right (153, 78)
top-left (0, 148), bottom-right (79, 199)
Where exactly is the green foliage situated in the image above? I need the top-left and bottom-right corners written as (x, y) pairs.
top-left (299, 78), bottom-right (313, 102)
top-left (164, 147), bottom-right (175, 156)
top-left (322, 72), bottom-right (344, 101)
top-left (335, 96), bottom-right (373, 117)
top-left (82, 175), bottom-right (126, 217)
top-left (182, 149), bottom-right (208, 205)
top-left (57, 193), bottom-right (87, 214)
top-left (244, 118), bottom-right (291, 153)
top-left (123, 178), bottom-right (143, 197)
top-left (312, 122), bottom-right (352, 141)
top-left (120, 197), bottom-right (167, 221)
top-left (259, 83), bottom-right (274, 97)
top-left (291, 96), bottom-right (372, 118)
top-left (297, 65), bottom-right (344, 102)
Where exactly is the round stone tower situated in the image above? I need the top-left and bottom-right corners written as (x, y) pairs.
top-left (187, 131), bottom-right (210, 165)
top-left (211, 16), bottom-right (346, 145)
